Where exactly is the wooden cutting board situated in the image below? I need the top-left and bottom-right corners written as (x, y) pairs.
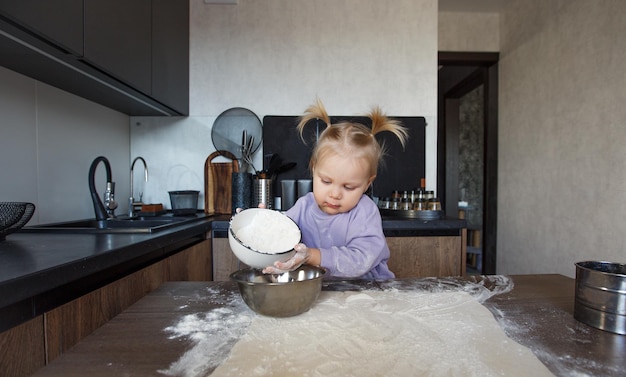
top-left (204, 151), bottom-right (239, 215)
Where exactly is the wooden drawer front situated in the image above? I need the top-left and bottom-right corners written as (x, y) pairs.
top-left (386, 236), bottom-right (463, 278)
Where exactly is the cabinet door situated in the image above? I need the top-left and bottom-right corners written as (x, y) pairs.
top-left (0, 316), bottom-right (45, 377)
top-left (386, 236), bottom-right (464, 278)
top-left (167, 239), bottom-right (213, 281)
top-left (84, 0), bottom-right (151, 94)
top-left (212, 238), bottom-right (248, 281)
top-left (0, 0), bottom-right (83, 55)
top-left (45, 260), bottom-right (165, 362)
top-left (152, 0), bottom-right (189, 114)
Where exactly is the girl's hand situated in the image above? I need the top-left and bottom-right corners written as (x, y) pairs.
top-left (263, 243), bottom-right (310, 274)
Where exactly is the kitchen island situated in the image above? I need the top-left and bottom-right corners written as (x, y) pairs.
top-left (26, 274), bottom-right (625, 377)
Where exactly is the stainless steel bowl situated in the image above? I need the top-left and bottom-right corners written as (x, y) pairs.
top-left (230, 266), bottom-right (326, 317)
top-left (574, 261), bottom-right (626, 335)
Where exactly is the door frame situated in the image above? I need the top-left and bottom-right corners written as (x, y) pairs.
top-left (438, 52), bottom-right (499, 274)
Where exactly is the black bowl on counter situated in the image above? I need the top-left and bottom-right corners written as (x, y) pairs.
top-left (0, 202), bottom-right (35, 241)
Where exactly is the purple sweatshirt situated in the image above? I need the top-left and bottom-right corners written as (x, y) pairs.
top-left (286, 192), bottom-right (394, 280)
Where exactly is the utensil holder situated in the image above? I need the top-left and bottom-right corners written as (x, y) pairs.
top-left (232, 172), bottom-right (252, 214)
top-left (253, 177), bottom-right (272, 209)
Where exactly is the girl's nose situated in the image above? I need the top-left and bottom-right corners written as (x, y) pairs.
top-left (329, 186), bottom-right (341, 199)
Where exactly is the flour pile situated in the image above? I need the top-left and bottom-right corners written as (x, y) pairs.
top-left (235, 210), bottom-right (300, 253)
top-left (210, 289), bottom-right (554, 377)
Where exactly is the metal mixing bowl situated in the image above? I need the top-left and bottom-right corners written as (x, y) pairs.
top-left (230, 266), bottom-right (326, 317)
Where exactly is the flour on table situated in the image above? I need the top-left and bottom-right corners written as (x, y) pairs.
top-left (158, 287), bottom-right (254, 377)
top-left (210, 289), bottom-right (554, 377)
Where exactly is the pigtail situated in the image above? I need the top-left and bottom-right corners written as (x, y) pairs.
top-left (296, 98), bottom-right (331, 140)
top-left (369, 106), bottom-right (408, 148)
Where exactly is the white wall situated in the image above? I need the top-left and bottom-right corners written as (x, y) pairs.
top-left (131, 0), bottom-right (439, 208)
top-left (497, 0), bottom-right (626, 277)
top-left (0, 66), bottom-right (130, 224)
top-left (439, 11), bottom-right (499, 51)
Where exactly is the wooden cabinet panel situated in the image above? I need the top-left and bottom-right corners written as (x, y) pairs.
top-left (45, 260), bottom-right (166, 362)
top-left (387, 234), bottom-right (466, 278)
top-left (167, 239), bottom-right (212, 281)
top-left (0, 316), bottom-right (45, 377)
top-left (212, 238), bottom-right (248, 281)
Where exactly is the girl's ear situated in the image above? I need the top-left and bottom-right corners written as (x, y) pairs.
top-left (365, 175), bottom-right (376, 192)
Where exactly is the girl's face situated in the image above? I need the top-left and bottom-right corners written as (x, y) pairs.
top-left (312, 153), bottom-right (375, 215)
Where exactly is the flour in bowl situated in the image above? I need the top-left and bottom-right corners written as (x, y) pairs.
top-left (234, 210), bottom-right (300, 254)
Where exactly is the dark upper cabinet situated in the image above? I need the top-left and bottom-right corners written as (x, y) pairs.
top-left (0, 0), bottom-right (83, 55)
top-left (152, 0), bottom-right (189, 115)
top-left (0, 0), bottom-right (189, 116)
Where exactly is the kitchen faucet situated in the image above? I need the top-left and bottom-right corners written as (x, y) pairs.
top-left (129, 157), bottom-right (148, 217)
top-left (88, 156), bottom-right (118, 220)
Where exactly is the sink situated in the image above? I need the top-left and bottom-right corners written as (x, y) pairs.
top-left (20, 213), bottom-right (209, 234)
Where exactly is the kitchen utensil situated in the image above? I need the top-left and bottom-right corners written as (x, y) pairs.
top-left (230, 265), bottom-right (325, 317)
top-left (231, 172), bottom-right (252, 214)
top-left (168, 190), bottom-right (199, 216)
top-left (228, 208), bottom-right (299, 269)
top-left (253, 176), bottom-right (272, 209)
top-left (204, 150), bottom-right (239, 215)
top-left (211, 107), bottom-right (262, 160)
top-left (240, 130), bottom-right (258, 173)
top-left (0, 202), bottom-right (35, 241)
top-left (574, 261), bottom-right (626, 335)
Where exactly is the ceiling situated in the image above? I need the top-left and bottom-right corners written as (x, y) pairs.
top-left (439, 0), bottom-right (510, 13)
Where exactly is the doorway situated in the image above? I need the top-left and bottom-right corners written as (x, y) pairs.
top-left (437, 52), bottom-right (499, 274)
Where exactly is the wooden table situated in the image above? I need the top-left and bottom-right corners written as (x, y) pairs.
top-left (31, 275), bottom-right (625, 376)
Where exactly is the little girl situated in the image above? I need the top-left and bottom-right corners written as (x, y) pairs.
top-left (263, 99), bottom-right (408, 279)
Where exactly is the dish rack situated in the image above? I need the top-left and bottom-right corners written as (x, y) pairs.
top-left (0, 202), bottom-right (35, 241)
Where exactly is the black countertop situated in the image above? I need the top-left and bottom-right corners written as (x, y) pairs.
top-left (0, 214), bottom-right (465, 333)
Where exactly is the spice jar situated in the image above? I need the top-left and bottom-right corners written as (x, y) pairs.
top-left (391, 190), bottom-right (401, 200)
top-left (401, 198), bottom-right (411, 210)
top-left (413, 198), bottom-right (427, 211)
top-left (390, 197), bottom-right (400, 210)
top-left (427, 198), bottom-right (442, 211)
top-left (378, 197), bottom-right (391, 209)
top-left (425, 190), bottom-right (435, 201)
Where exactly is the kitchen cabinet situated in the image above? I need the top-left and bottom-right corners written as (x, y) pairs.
top-left (84, 0), bottom-right (152, 95)
top-left (167, 238), bottom-right (213, 281)
top-left (0, 0), bottom-right (83, 55)
top-left (212, 237), bottom-right (248, 281)
top-left (0, 0), bottom-right (189, 115)
top-left (386, 231), bottom-right (467, 278)
top-left (0, 316), bottom-right (45, 377)
top-left (212, 232), bottom-right (467, 281)
top-left (0, 238), bottom-right (211, 375)
top-left (151, 0), bottom-right (190, 114)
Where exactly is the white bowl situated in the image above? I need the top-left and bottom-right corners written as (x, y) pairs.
top-left (229, 208), bottom-right (300, 269)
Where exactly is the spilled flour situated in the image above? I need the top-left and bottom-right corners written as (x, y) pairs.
top-left (158, 287), bottom-right (254, 377)
top-left (158, 276), bottom-right (554, 377)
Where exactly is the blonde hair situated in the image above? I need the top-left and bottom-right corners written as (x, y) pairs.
top-left (296, 98), bottom-right (408, 177)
